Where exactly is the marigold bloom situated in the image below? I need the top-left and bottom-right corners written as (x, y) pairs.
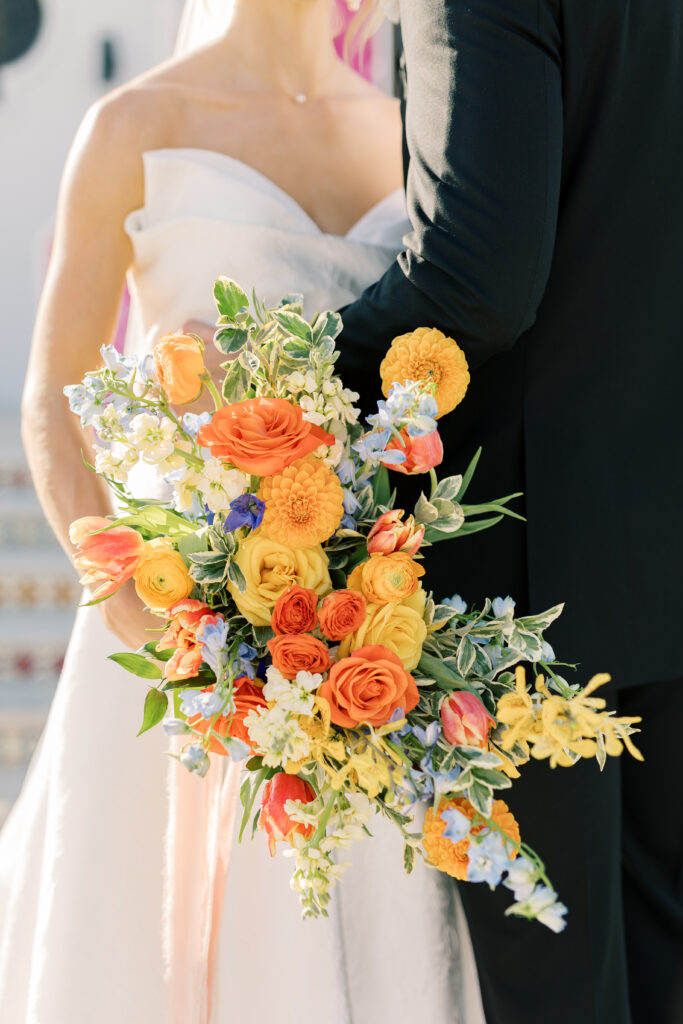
top-left (367, 509), bottom-right (425, 557)
top-left (423, 797), bottom-right (520, 880)
top-left (259, 773), bottom-right (317, 855)
top-left (271, 585), bottom-right (319, 635)
top-left (153, 332), bottom-right (206, 405)
top-left (380, 327), bottom-right (470, 418)
top-left (188, 677), bottom-right (267, 753)
top-left (318, 643), bottom-right (419, 728)
top-left (258, 457), bottom-right (343, 549)
top-left (198, 397), bottom-right (334, 476)
top-left (382, 428), bottom-right (444, 475)
top-left (133, 537), bottom-right (194, 610)
top-left (70, 516), bottom-right (145, 600)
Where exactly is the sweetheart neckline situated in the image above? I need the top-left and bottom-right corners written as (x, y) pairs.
top-left (141, 147), bottom-right (406, 241)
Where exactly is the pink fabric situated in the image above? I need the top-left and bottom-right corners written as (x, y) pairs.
top-left (334, 0), bottom-right (374, 78)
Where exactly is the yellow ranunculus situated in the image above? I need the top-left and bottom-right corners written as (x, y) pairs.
top-left (133, 537), bottom-right (194, 610)
top-left (228, 532), bottom-right (331, 627)
top-left (338, 600), bottom-right (427, 672)
top-left (357, 552), bottom-right (425, 604)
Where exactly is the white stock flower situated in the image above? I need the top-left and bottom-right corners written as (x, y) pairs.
top-left (172, 465), bottom-right (201, 512)
top-left (196, 459), bottom-right (248, 513)
top-left (94, 444), bottom-right (137, 483)
top-left (92, 403), bottom-right (123, 441)
top-left (244, 706), bottom-right (311, 768)
top-left (127, 413), bottom-right (177, 464)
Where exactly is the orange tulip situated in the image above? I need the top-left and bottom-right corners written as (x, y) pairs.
top-left (367, 509), bottom-right (425, 556)
top-left (259, 773), bottom-right (317, 855)
top-left (69, 516), bottom-right (145, 600)
top-left (382, 428), bottom-right (443, 475)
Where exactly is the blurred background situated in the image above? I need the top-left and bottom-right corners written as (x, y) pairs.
top-left (0, 0), bottom-right (398, 824)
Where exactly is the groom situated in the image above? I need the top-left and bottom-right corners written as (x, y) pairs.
top-left (338, 2), bottom-right (683, 1022)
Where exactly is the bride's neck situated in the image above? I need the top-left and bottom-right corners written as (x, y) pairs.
top-left (223, 0), bottom-right (339, 90)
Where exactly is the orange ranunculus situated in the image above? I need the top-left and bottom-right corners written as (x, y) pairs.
top-left (380, 327), bottom-right (470, 417)
top-left (441, 691), bottom-right (496, 748)
top-left (422, 797), bottom-right (520, 880)
top-left (382, 428), bottom-right (443, 475)
top-left (133, 537), bottom-right (194, 610)
top-left (259, 773), bottom-right (317, 855)
top-left (197, 397), bottom-right (334, 476)
top-left (158, 599), bottom-right (222, 681)
top-left (318, 643), bottom-right (419, 728)
top-left (188, 676), bottom-right (267, 753)
top-left (69, 516), bottom-right (145, 600)
top-left (367, 509), bottom-right (425, 557)
top-left (354, 552), bottom-right (425, 605)
top-left (318, 589), bottom-right (367, 641)
top-left (271, 585), bottom-right (319, 635)
top-left (267, 633), bottom-right (330, 679)
top-left (153, 332), bottom-right (206, 405)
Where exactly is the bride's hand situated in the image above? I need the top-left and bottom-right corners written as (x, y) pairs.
top-left (98, 579), bottom-right (165, 652)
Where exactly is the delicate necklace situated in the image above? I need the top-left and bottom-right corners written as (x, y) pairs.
top-left (231, 51), bottom-right (341, 105)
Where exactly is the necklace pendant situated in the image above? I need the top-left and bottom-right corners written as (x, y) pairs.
top-left (293, 92), bottom-right (308, 105)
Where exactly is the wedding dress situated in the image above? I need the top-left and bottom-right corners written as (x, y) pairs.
top-left (0, 147), bottom-right (485, 1024)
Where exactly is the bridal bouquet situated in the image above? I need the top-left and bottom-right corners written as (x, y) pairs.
top-left (65, 279), bottom-right (642, 929)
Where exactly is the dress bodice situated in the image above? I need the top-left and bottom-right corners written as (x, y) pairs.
top-left (124, 148), bottom-right (409, 358)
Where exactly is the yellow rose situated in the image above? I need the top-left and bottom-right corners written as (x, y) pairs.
top-left (133, 537), bottom-right (193, 610)
top-left (338, 600), bottom-right (427, 671)
top-left (229, 532), bottom-right (331, 626)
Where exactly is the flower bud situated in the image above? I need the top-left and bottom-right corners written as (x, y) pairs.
top-left (441, 691), bottom-right (495, 748)
top-left (367, 509), bottom-right (425, 556)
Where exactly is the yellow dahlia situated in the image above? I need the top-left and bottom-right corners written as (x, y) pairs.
top-left (380, 327), bottom-right (470, 417)
top-left (422, 797), bottom-right (520, 880)
top-left (258, 457), bottom-right (344, 549)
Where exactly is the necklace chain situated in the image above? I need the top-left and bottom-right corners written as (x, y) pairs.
top-left (230, 51), bottom-right (340, 105)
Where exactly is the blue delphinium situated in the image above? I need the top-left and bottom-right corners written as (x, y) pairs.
top-left (443, 594), bottom-right (468, 614)
top-left (224, 493), bottom-right (266, 532)
top-left (441, 806), bottom-right (472, 843)
top-left (467, 830), bottom-right (513, 887)
top-left (179, 743), bottom-right (210, 777)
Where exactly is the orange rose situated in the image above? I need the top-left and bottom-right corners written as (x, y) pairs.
top-left (353, 552), bottom-right (425, 605)
top-left (197, 397), bottom-right (334, 476)
top-left (259, 773), bottom-right (317, 855)
top-left (188, 677), bottom-right (267, 753)
top-left (318, 643), bottom-right (419, 728)
top-left (267, 633), bottom-right (331, 679)
top-left (318, 589), bottom-right (367, 641)
top-left (382, 429), bottom-right (444, 475)
top-left (153, 333), bottom-right (206, 405)
top-left (69, 516), bottom-right (145, 600)
top-left (271, 585), bottom-right (319, 635)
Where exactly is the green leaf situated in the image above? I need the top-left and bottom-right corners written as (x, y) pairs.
top-left (189, 551), bottom-right (228, 584)
top-left (177, 528), bottom-right (208, 565)
top-left (432, 475), bottom-right (463, 503)
top-left (143, 641), bottom-right (173, 662)
top-left (403, 842), bottom-right (416, 875)
top-left (516, 604), bottom-right (565, 633)
top-left (455, 448), bottom-right (482, 502)
top-left (214, 277), bottom-right (250, 320)
top-left (414, 492), bottom-right (439, 525)
top-left (312, 310), bottom-right (342, 344)
top-left (467, 779), bottom-right (493, 816)
top-left (215, 326), bottom-right (249, 355)
top-left (272, 310), bottom-right (314, 342)
top-left (108, 652), bottom-right (163, 680)
top-left (226, 559), bottom-right (246, 593)
top-left (456, 636), bottom-right (477, 676)
top-left (110, 506), bottom-right (196, 538)
top-left (253, 624), bottom-right (274, 647)
top-left (372, 465), bottom-right (391, 509)
top-left (281, 337), bottom-right (310, 359)
top-left (137, 687), bottom-right (168, 736)
top-left (472, 767), bottom-right (512, 789)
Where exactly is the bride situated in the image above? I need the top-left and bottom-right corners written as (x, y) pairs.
top-left (0, 1), bottom-right (484, 1022)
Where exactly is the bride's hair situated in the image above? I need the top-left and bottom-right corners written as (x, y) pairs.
top-left (344, 0), bottom-right (387, 63)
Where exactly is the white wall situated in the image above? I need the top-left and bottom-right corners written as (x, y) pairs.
top-left (0, 0), bottom-right (184, 411)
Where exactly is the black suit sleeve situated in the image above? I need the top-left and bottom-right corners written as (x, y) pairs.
top-left (338, 0), bottom-right (563, 396)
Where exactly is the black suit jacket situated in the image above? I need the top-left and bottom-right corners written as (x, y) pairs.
top-left (337, 0), bottom-right (683, 688)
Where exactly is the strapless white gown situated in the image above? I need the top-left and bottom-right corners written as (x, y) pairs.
top-left (0, 149), bottom-right (485, 1024)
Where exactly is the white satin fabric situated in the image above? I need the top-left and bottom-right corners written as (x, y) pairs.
top-left (0, 148), bottom-right (485, 1024)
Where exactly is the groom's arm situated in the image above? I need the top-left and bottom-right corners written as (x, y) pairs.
top-left (338, 0), bottom-right (563, 395)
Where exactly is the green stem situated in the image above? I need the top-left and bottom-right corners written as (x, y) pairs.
top-left (429, 468), bottom-right (438, 499)
top-left (204, 376), bottom-right (223, 411)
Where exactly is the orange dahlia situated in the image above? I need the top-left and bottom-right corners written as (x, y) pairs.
top-left (380, 328), bottom-right (470, 418)
top-left (258, 457), bottom-right (344, 549)
top-left (422, 797), bottom-right (520, 880)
